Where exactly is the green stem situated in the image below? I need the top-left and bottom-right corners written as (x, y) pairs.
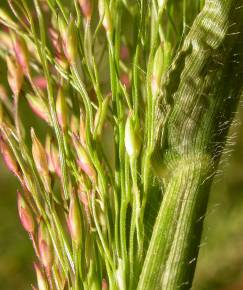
top-left (138, 154), bottom-right (213, 289)
top-left (138, 1), bottom-right (242, 288)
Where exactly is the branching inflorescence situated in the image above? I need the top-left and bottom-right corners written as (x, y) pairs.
top-left (0, 0), bottom-right (243, 289)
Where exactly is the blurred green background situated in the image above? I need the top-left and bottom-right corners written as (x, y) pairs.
top-left (1, 107), bottom-right (243, 290)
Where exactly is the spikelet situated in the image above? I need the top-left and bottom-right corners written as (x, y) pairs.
top-left (38, 219), bottom-right (54, 271)
top-left (0, 136), bottom-right (20, 177)
top-left (31, 129), bottom-right (51, 192)
top-left (78, 0), bottom-right (92, 20)
top-left (13, 36), bottom-right (29, 75)
top-left (6, 55), bottom-right (23, 97)
top-left (125, 114), bottom-right (141, 159)
top-left (68, 192), bottom-right (82, 246)
top-left (17, 191), bottom-right (35, 233)
top-left (56, 87), bottom-right (68, 131)
top-left (34, 263), bottom-right (49, 290)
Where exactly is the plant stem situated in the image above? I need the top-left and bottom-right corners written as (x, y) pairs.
top-left (138, 0), bottom-right (243, 288)
top-left (138, 154), bottom-right (213, 289)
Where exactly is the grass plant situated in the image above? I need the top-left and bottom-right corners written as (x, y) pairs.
top-left (0, 0), bottom-right (243, 289)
